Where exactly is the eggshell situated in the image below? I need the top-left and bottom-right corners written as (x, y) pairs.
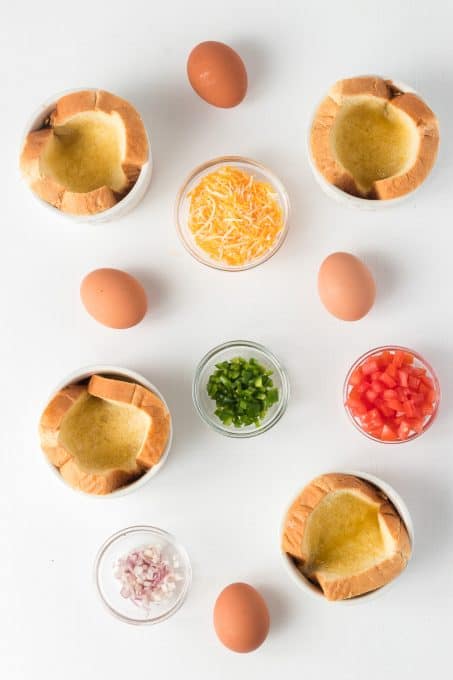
top-left (318, 252), bottom-right (376, 321)
top-left (80, 268), bottom-right (147, 329)
top-left (187, 41), bottom-right (247, 108)
top-left (213, 583), bottom-right (270, 653)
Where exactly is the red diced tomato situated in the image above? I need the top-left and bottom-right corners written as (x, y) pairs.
top-left (371, 380), bottom-right (384, 393)
top-left (398, 420), bottom-right (411, 439)
top-left (396, 387), bottom-right (408, 402)
top-left (362, 359), bottom-right (380, 375)
top-left (380, 372), bottom-right (396, 388)
top-left (393, 351), bottom-right (406, 368)
top-left (403, 401), bottom-right (416, 418)
top-left (428, 389), bottom-right (437, 403)
top-left (409, 419), bottom-right (424, 435)
top-left (398, 370), bottom-right (409, 387)
top-left (383, 389), bottom-right (398, 400)
top-left (349, 367), bottom-right (363, 386)
top-left (410, 367), bottom-right (426, 377)
top-left (366, 389), bottom-right (378, 403)
top-left (387, 398), bottom-right (404, 412)
top-left (378, 351), bottom-right (392, 367)
top-left (408, 375), bottom-right (421, 390)
top-left (347, 348), bottom-right (437, 442)
top-left (378, 403), bottom-right (396, 418)
top-left (386, 363), bottom-right (397, 379)
top-left (420, 374), bottom-right (434, 389)
top-left (381, 424), bottom-right (398, 441)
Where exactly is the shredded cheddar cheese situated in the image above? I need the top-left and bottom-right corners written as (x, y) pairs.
top-left (188, 166), bottom-right (284, 266)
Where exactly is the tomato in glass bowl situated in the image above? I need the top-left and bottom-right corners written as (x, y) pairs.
top-left (344, 346), bottom-right (440, 444)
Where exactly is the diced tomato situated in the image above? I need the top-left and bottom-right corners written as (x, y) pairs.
top-left (381, 424), bottom-right (398, 441)
top-left (392, 351), bottom-right (406, 368)
top-left (398, 370), bottom-right (409, 387)
top-left (380, 372), bottom-right (397, 388)
top-left (410, 366), bottom-right (426, 377)
top-left (371, 380), bottom-right (384, 393)
top-left (409, 419), bottom-right (424, 435)
top-left (346, 347), bottom-right (437, 442)
top-left (383, 389), bottom-right (397, 400)
top-left (349, 367), bottom-right (363, 386)
top-left (420, 375), bottom-right (434, 389)
top-left (428, 389), bottom-right (438, 403)
top-left (403, 400), bottom-right (417, 418)
top-left (378, 351), bottom-right (392, 367)
top-left (408, 375), bottom-right (421, 390)
top-left (365, 389), bottom-right (378, 403)
top-left (362, 359), bottom-right (380, 375)
top-left (377, 403), bottom-right (396, 418)
top-left (386, 363), bottom-right (398, 379)
top-left (398, 420), bottom-right (411, 439)
top-left (387, 398), bottom-right (404, 412)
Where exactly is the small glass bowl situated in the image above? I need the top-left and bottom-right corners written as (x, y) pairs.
top-left (175, 156), bottom-right (290, 271)
top-left (344, 345), bottom-right (440, 444)
top-left (193, 340), bottom-right (289, 438)
top-left (94, 526), bottom-right (191, 625)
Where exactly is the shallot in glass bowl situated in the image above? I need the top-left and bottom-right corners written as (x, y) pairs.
top-left (94, 526), bottom-right (191, 625)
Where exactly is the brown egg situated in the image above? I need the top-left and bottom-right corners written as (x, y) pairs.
top-left (187, 41), bottom-right (247, 108)
top-left (318, 252), bottom-right (376, 321)
top-left (213, 583), bottom-right (270, 653)
top-left (80, 268), bottom-right (147, 329)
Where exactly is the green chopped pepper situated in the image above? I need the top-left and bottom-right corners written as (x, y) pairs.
top-left (207, 356), bottom-right (280, 428)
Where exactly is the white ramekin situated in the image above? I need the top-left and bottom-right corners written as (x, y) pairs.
top-left (307, 77), bottom-right (429, 210)
top-left (20, 88), bottom-right (152, 224)
top-left (39, 365), bottom-right (173, 498)
top-left (280, 470), bottom-right (414, 605)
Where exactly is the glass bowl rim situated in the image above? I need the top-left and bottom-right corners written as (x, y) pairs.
top-left (343, 344), bottom-right (441, 444)
top-left (192, 339), bottom-right (290, 438)
top-left (174, 155), bottom-right (290, 272)
top-left (94, 524), bottom-right (192, 625)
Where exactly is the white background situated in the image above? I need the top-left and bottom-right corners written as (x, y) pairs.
top-left (1, 0), bottom-right (452, 678)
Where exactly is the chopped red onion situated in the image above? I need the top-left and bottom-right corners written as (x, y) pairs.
top-left (114, 543), bottom-right (183, 609)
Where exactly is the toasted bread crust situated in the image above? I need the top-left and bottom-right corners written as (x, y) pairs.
top-left (39, 384), bottom-right (87, 468)
top-left (310, 76), bottom-right (439, 200)
top-left (39, 375), bottom-right (170, 495)
top-left (88, 375), bottom-right (170, 467)
top-left (282, 473), bottom-right (411, 600)
top-left (20, 89), bottom-right (148, 215)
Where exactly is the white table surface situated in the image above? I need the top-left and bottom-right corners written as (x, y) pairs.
top-left (2, 0), bottom-right (453, 677)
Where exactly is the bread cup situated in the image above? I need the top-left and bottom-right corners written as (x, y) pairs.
top-left (281, 471), bottom-right (413, 603)
top-left (20, 89), bottom-right (152, 223)
top-left (309, 76), bottom-right (439, 209)
top-left (39, 366), bottom-right (172, 497)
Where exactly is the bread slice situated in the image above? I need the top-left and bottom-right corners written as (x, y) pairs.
top-left (39, 375), bottom-right (170, 495)
top-left (282, 473), bottom-right (411, 600)
top-left (20, 90), bottom-right (148, 215)
top-left (310, 76), bottom-right (439, 200)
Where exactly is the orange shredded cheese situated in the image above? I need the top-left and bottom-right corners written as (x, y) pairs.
top-left (188, 166), bottom-right (284, 266)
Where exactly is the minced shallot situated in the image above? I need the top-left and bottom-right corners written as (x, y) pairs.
top-left (114, 544), bottom-right (183, 609)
